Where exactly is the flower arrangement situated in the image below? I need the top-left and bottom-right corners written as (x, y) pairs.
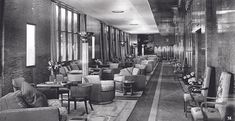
top-left (48, 60), bottom-right (61, 76)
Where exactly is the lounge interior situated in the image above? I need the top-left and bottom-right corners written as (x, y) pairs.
top-left (0, 0), bottom-right (235, 121)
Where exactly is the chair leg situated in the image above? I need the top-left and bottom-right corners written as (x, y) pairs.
top-left (89, 100), bottom-right (93, 111)
top-left (61, 94), bottom-right (63, 104)
top-left (185, 101), bottom-right (190, 118)
top-left (68, 99), bottom-right (70, 114)
top-left (84, 100), bottom-right (88, 114)
top-left (74, 100), bottom-right (77, 110)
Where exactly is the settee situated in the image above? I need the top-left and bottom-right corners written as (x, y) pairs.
top-left (0, 78), bottom-right (67, 121)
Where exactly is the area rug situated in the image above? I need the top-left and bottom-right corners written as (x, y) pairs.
top-left (68, 99), bottom-right (137, 121)
top-left (115, 91), bottom-right (143, 100)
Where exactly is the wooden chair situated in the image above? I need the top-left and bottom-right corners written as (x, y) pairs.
top-left (191, 72), bottom-right (232, 121)
top-left (183, 66), bottom-right (213, 117)
top-left (68, 83), bottom-right (93, 114)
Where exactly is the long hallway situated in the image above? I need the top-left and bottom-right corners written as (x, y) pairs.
top-left (128, 61), bottom-right (189, 121)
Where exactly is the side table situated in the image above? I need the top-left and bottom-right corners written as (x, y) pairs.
top-left (123, 80), bottom-right (135, 95)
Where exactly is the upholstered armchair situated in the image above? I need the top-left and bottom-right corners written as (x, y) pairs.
top-left (141, 60), bottom-right (155, 73)
top-left (191, 72), bottom-right (233, 121)
top-left (183, 66), bottom-right (213, 117)
top-left (114, 67), bottom-right (146, 92)
top-left (100, 62), bottom-right (121, 80)
top-left (135, 64), bottom-right (147, 75)
top-left (83, 75), bottom-right (115, 104)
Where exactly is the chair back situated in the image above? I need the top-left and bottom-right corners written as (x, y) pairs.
top-left (67, 73), bottom-right (82, 83)
top-left (201, 66), bottom-right (212, 97)
top-left (12, 77), bottom-right (25, 91)
top-left (70, 83), bottom-right (92, 99)
top-left (71, 64), bottom-right (80, 70)
top-left (109, 63), bottom-right (119, 69)
top-left (83, 75), bottom-right (101, 84)
top-left (215, 72), bottom-right (231, 118)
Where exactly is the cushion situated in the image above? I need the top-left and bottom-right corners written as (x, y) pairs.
top-left (132, 68), bottom-right (140, 75)
top-left (114, 74), bottom-right (125, 82)
top-left (70, 64), bottom-right (80, 70)
top-left (0, 90), bottom-right (28, 111)
top-left (67, 66), bottom-right (72, 71)
top-left (12, 77), bottom-right (26, 91)
top-left (109, 63), bottom-right (119, 69)
top-left (120, 67), bottom-right (133, 76)
top-left (21, 81), bottom-right (48, 107)
top-left (191, 107), bottom-right (221, 121)
top-left (84, 75), bottom-right (100, 84)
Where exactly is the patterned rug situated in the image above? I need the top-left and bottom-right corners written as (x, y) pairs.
top-left (67, 99), bottom-right (137, 121)
top-left (115, 91), bottom-right (143, 100)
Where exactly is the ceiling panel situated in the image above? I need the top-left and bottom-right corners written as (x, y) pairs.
top-left (60, 0), bottom-right (159, 34)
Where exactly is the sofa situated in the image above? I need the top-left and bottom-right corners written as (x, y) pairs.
top-left (0, 78), bottom-right (67, 121)
top-left (114, 67), bottom-right (146, 92)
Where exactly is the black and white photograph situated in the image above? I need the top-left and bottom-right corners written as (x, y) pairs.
top-left (0, 0), bottom-right (234, 121)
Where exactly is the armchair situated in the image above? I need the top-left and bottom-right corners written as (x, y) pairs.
top-left (114, 67), bottom-right (146, 92)
top-left (83, 75), bottom-right (115, 104)
top-left (141, 60), bottom-right (155, 73)
top-left (183, 66), bottom-right (213, 117)
top-left (135, 64), bottom-right (147, 75)
top-left (191, 72), bottom-right (232, 121)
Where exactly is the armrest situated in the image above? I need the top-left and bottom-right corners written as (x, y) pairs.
top-left (205, 97), bottom-right (217, 100)
top-left (201, 101), bottom-right (226, 108)
top-left (0, 107), bottom-right (59, 121)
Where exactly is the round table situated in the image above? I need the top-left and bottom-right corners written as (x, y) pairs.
top-left (123, 80), bottom-right (135, 95)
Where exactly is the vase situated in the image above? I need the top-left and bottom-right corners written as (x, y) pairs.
top-left (49, 74), bottom-right (55, 82)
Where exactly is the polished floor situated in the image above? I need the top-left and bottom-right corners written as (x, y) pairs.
top-left (128, 61), bottom-right (190, 121)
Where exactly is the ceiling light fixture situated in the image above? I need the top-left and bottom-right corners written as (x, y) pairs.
top-left (129, 23), bottom-right (138, 25)
top-left (112, 10), bottom-right (124, 13)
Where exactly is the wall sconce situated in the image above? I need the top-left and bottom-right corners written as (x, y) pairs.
top-left (120, 41), bottom-right (126, 46)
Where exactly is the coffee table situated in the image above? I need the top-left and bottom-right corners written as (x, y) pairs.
top-left (123, 80), bottom-right (135, 95)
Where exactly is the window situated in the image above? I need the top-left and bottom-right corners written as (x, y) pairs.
top-left (26, 24), bottom-right (36, 66)
top-left (55, 4), bottom-right (80, 62)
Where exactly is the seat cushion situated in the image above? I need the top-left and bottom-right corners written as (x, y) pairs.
top-left (191, 107), bottom-right (221, 121)
top-left (114, 75), bottom-right (125, 82)
top-left (100, 81), bottom-right (114, 91)
top-left (21, 81), bottom-right (48, 107)
top-left (184, 93), bottom-right (205, 102)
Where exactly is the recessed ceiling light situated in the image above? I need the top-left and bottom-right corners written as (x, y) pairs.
top-left (129, 23), bottom-right (138, 25)
top-left (112, 10), bottom-right (124, 13)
